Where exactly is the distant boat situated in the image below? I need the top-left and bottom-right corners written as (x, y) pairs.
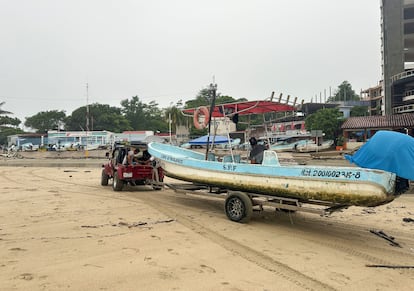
top-left (295, 140), bottom-right (334, 152)
top-left (85, 143), bottom-right (100, 151)
top-left (20, 142), bottom-right (38, 151)
top-left (270, 138), bottom-right (311, 152)
top-left (188, 135), bottom-right (231, 145)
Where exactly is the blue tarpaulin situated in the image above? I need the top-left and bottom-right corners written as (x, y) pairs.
top-left (188, 135), bottom-right (231, 145)
top-left (345, 131), bottom-right (414, 180)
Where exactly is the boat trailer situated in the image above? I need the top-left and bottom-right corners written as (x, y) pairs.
top-left (164, 183), bottom-right (349, 223)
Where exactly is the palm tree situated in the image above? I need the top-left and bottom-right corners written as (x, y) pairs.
top-left (164, 105), bottom-right (188, 133)
top-left (0, 102), bottom-right (12, 116)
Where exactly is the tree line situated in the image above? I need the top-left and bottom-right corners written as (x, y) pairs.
top-left (0, 81), bottom-right (366, 144)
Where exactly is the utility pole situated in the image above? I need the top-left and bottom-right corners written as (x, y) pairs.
top-left (86, 83), bottom-right (90, 132)
top-left (169, 112), bottom-right (172, 144)
top-left (205, 83), bottom-right (217, 160)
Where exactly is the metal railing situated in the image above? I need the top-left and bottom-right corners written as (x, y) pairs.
top-left (391, 69), bottom-right (414, 82)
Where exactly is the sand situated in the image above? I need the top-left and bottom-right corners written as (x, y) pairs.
top-left (0, 154), bottom-right (414, 290)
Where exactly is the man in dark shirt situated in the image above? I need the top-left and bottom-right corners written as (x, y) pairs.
top-left (248, 137), bottom-right (267, 164)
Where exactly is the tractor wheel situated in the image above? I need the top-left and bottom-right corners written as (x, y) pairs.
top-left (101, 169), bottom-right (109, 186)
top-left (112, 171), bottom-right (124, 191)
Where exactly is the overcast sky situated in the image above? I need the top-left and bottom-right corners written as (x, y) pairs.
top-left (1, 0), bottom-right (382, 126)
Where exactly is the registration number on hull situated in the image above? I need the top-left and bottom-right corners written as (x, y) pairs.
top-left (301, 169), bottom-right (361, 179)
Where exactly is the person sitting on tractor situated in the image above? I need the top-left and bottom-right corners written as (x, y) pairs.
top-left (136, 145), bottom-right (152, 164)
top-left (122, 146), bottom-right (139, 165)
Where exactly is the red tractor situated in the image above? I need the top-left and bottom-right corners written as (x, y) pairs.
top-left (101, 141), bottom-right (164, 191)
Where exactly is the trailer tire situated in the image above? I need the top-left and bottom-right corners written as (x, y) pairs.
top-left (225, 192), bottom-right (253, 223)
top-left (112, 171), bottom-right (124, 191)
top-left (101, 169), bottom-right (109, 186)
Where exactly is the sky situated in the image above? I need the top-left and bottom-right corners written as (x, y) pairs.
top-left (0, 0), bottom-right (382, 128)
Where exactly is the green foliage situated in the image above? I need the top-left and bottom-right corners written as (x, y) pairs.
top-left (0, 102), bottom-right (20, 127)
top-left (305, 108), bottom-right (344, 140)
top-left (164, 105), bottom-right (188, 133)
top-left (0, 101), bottom-right (12, 116)
top-left (120, 96), bottom-right (146, 129)
top-left (0, 102), bottom-right (24, 144)
top-left (336, 135), bottom-right (344, 146)
top-left (0, 115), bottom-right (21, 127)
top-left (120, 96), bottom-right (167, 132)
top-left (184, 88), bottom-right (212, 109)
top-left (350, 106), bottom-right (369, 117)
top-left (328, 81), bottom-right (360, 102)
top-left (65, 103), bottom-right (131, 132)
top-left (24, 110), bottom-right (66, 133)
top-left (184, 88), bottom-right (244, 109)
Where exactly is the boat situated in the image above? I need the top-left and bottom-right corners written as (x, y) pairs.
top-left (150, 97), bottom-right (407, 214)
top-left (269, 138), bottom-right (312, 152)
top-left (152, 98), bottom-right (402, 206)
top-left (295, 139), bottom-right (334, 152)
top-left (148, 141), bottom-right (398, 207)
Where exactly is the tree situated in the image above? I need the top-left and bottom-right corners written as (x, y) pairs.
top-left (120, 96), bottom-right (147, 130)
top-left (144, 101), bottom-right (168, 132)
top-left (328, 81), bottom-right (360, 102)
top-left (305, 108), bottom-right (345, 140)
top-left (120, 96), bottom-right (167, 132)
top-left (164, 104), bottom-right (188, 134)
top-left (0, 101), bottom-right (20, 127)
top-left (350, 105), bottom-right (369, 117)
top-left (0, 101), bottom-right (12, 115)
top-left (24, 110), bottom-right (66, 133)
top-left (65, 103), bottom-right (131, 132)
top-left (0, 102), bottom-right (23, 145)
top-left (0, 115), bottom-right (21, 127)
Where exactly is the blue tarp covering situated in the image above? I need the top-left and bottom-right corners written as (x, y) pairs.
top-left (188, 135), bottom-right (231, 145)
top-left (345, 131), bottom-right (414, 180)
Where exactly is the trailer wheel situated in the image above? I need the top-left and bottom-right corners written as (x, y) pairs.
top-left (112, 171), bottom-right (124, 191)
top-left (225, 192), bottom-right (253, 223)
top-left (101, 169), bottom-right (109, 186)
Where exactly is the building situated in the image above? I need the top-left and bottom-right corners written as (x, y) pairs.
top-left (344, 0), bottom-right (414, 144)
top-left (382, 0), bottom-right (414, 115)
top-left (361, 81), bottom-right (384, 116)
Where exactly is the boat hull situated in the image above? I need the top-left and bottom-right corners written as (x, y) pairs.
top-left (148, 142), bottom-right (397, 207)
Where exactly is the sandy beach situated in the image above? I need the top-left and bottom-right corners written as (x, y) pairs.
top-left (1, 153), bottom-right (414, 290)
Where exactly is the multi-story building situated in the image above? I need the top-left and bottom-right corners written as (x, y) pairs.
top-left (382, 0), bottom-right (414, 114)
top-left (360, 81), bottom-right (384, 115)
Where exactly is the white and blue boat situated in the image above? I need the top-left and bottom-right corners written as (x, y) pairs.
top-left (148, 141), bottom-right (398, 207)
